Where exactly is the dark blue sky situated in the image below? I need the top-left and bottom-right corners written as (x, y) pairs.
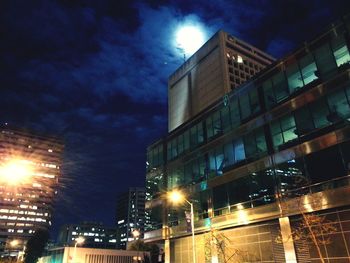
top-left (1, 0), bottom-right (349, 238)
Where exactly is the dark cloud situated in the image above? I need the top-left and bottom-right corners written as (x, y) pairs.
top-left (0, 0), bottom-right (349, 238)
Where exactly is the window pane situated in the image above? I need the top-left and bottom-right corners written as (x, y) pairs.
top-left (221, 106), bottom-right (231, 133)
top-left (248, 170), bottom-right (275, 205)
top-left (305, 145), bottom-right (346, 183)
top-left (213, 111), bottom-right (222, 136)
top-left (286, 63), bottom-right (303, 93)
top-left (295, 107), bottom-right (315, 135)
top-left (192, 160), bottom-right (200, 183)
top-left (263, 79), bottom-right (275, 108)
top-left (190, 126), bottom-right (197, 147)
top-left (256, 129), bottom-right (267, 153)
top-left (167, 143), bottom-right (171, 161)
top-left (184, 163), bottom-right (192, 184)
top-left (313, 43), bottom-right (337, 77)
top-left (178, 134), bottom-right (184, 155)
top-left (153, 148), bottom-right (158, 167)
top-left (198, 157), bottom-right (206, 181)
top-left (234, 138), bottom-right (245, 162)
top-left (272, 72), bottom-right (289, 102)
top-left (310, 99), bottom-right (330, 128)
top-left (250, 88), bottom-right (260, 114)
top-left (280, 114), bottom-right (296, 131)
top-left (272, 114), bottom-right (297, 146)
top-left (213, 185), bottom-right (228, 211)
top-left (270, 121), bottom-right (281, 136)
top-left (215, 146), bottom-right (224, 175)
top-left (275, 158), bottom-right (309, 196)
top-left (272, 133), bottom-right (283, 147)
top-left (283, 129), bottom-right (298, 143)
top-left (327, 89), bottom-right (350, 120)
top-left (206, 117), bottom-right (213, 139)
top-left (240, 93), bottom-right (251, 119)
top-left (331, 35), bottom-right (350, 67)
top-left (224, 142), bottom-right (235, 166)
top-left (171, 139), bottom-right (177, 158)
top-left (184, 130), bottom-right (190, 150)
top-left (158, 146), bottom-right (163, 165)
top-left (244, 133), bottom-right (256, 158)
top-left (299, 54), bottom-right (318, 85)
top-left (208, 151), bottom-right (216, 179)
top-left (229, 97), bottom-right (240, 127)
top-left (197, 123), bottom-right (204, 143)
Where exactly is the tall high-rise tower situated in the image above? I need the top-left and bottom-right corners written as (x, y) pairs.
top-left (115, 187), bottom-right (145, 249)
top-left (0, 125), bottom-right (63, 253)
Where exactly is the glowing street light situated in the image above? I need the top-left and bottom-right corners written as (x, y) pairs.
top-left (10, 240), bottom-right (19, 247)
top-left (132, 229), bottom-right (140, 239)
top-left (168, 190), bottom-right (196, 263)
top-left (73, 237), bottom-right (85, 263)
top-left (0, 159), bottom-right (33, 185)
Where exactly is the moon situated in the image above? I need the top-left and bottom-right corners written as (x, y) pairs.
top-left (175, 25), bottom-right (205, 56)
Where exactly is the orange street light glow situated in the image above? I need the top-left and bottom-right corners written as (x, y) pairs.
top-left (168, 190), bottom-right (184, 204)
top-left (0, 159), bottom-right (33, 185)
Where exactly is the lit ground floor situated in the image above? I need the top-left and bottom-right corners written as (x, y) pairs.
top-left (162, 206), bottom-right (350, 263)
top-left (39, 247), bottom-right (150, 263)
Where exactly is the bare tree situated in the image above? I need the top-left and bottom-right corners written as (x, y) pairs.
top-left (204, 228), bottom-right (250, 263)
top-left (277, 174), bottom-right (338, 263)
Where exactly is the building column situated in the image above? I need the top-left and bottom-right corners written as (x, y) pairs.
top-left (164, 239), bottom-right (170, 263)
top-left (279, 217), bottom-right (297, 263)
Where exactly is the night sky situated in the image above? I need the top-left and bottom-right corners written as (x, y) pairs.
top-left (1, 0), bottom-right (350, 239)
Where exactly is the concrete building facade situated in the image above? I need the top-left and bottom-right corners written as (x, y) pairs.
top-left (39, 247), bottom-right (149, 263)
top-left (168, 30), bottom-right (275, 132)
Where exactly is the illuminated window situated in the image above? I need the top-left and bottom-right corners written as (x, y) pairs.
top-left (332, 35), bottom-right (350, 67)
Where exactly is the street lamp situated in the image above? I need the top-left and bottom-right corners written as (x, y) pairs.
top-left (132, 230), bottom-right (141, 263)
top-left (132, 229), bottom-right (140, 239)
top-left (10, 240), bottom-right (19, 247)
top-left (168, 190), bottom-right (196, 263)
top-left (73, 237), bottom-right (84, 263)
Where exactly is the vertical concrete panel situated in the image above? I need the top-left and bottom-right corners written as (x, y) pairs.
top-left (279, 217), bottom-right (297, 263)
top-left (164, 239), bottom-right (170, 263)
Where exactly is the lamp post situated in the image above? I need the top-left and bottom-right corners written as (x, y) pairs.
top-left (168, 190), bottom-right (196, 263)
top-left (73, 237), bottom-right (84, 263)
top-left (9, 239), bottom-right (20, 262)
top-left (132, 229), bottom-right (141, 263)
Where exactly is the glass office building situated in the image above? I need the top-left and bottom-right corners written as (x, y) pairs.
top-left (145, 15), bottom-right (350, 262)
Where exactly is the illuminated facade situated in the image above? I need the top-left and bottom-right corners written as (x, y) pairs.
top-left (168, 30), bottom-right (275, 132)
top-left (57, 222), bottom-right (117, 249)
top-left (0, 126), bottom-right (63, 253)
top-left (39, 247), bottom-right (149, 263)
top-left (116, 187), bottom-right (145, 249)
top-left (145, 15), bottom-right (350, 262)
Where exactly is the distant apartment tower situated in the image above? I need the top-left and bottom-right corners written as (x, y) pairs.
top-left (57, 222), bottom-right (117, 249)
top-left (0, 125), bottom-right (63, 252)
top-left (168, 30), bottom-right (275, 131)
top-left (116, 187), bottom-right (145, 249)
